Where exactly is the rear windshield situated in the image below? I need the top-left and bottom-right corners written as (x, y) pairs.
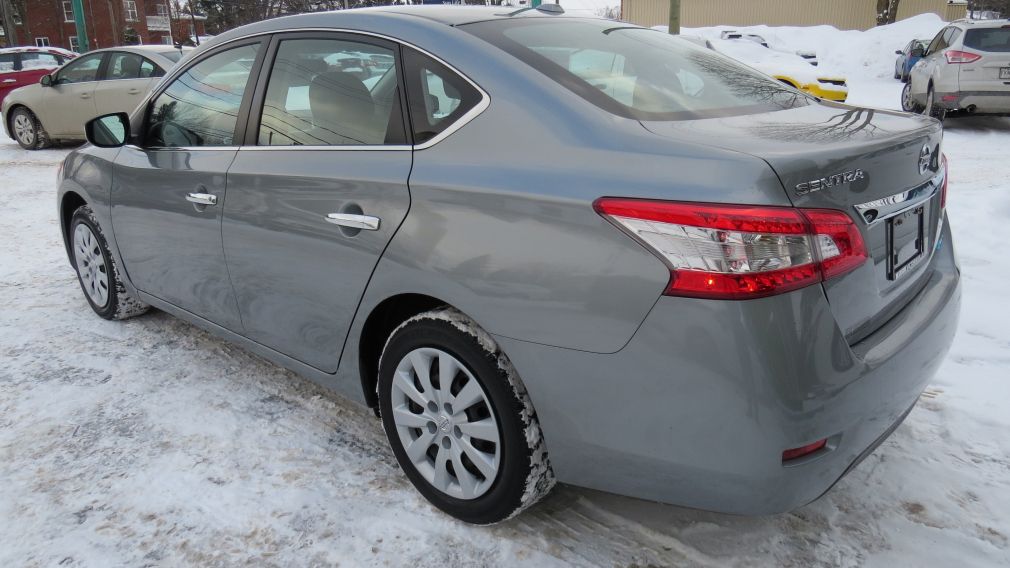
top-left (462, 18), bottom-right (809, 121)
top-left (964, 28), bottom-right (1010, 52)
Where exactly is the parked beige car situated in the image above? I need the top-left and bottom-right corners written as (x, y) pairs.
top-left (2, 45), bottom-right (190, 149)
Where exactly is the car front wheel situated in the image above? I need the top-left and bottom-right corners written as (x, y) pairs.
top-left (377, 308), bottom-right (555, 524)
top-left (10, 107), bottom-right (50, 150)
top-left (70, 205), bottom-right (150, 320)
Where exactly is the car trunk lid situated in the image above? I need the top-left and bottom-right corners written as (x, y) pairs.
top-left (642, 102), bottom-right (946, 342)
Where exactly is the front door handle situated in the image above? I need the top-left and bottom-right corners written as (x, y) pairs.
top-left (326, 213), bottom-right (380, 231)
top-left (186, 192), bottom-right (218, 206)
top-left (127, 88), bottom-right (141, 94)
top-left (80, 93), bottom-right (90, 99)
top-left (1, 79), bottom-right (16, 84)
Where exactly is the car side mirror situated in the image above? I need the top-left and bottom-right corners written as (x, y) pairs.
top-left (40, 74), bottom-right (53, 87)
top-left (427, 93), bottom-right (440, 114)
top-left (895, 50), bottom-right (903, 55)
top-left (85, 113), bottom-right (130, 148)
top-left (911, 47), bottom-right (925, 57)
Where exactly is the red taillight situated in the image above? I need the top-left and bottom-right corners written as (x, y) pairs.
top-left (594, 199), bottom-right (868, 300)
top-left (945, 50), bottom-right (982, 64)
top-left (940, 153), bottom-right (948, 210)
top-left (782, 438), bottom-right (827, 462)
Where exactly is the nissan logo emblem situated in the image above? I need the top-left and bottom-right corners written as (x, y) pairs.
top-left (919, 144), bottom-right (932, 175)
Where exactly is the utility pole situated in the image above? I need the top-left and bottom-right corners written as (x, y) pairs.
top-left (71, 0), bottom-right (90, 51)
top-left (1, 0), bottom-right (20, 46)
top-left (668, 0), bottom-right (680, 34)
top-left (188, 0), bottom-right (198, 45)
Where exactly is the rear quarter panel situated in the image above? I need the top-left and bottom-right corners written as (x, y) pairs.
top-left (346, 20), bottom-right (793, 355)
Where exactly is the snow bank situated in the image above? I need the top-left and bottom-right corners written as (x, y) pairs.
top-left (680, 13), bottom-right (946, 81)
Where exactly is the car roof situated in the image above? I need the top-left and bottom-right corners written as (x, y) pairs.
top-left (364, 5), bottom-right (570, 26)
top-left (0, 46), bottom-right (77, 58)
top-left (952, 18), bottom-right (1010, 29)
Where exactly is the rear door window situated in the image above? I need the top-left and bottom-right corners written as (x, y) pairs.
top-left (20, 52), bottom-right (62, 70)
top-left (255, 37), bottom-right (406, 146)
top-left (964, 28), bottom-right (1010, 52)
top-left (402, 48), bottom-right (483, 144)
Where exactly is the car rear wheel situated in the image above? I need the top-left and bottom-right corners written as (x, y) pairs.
top-left (10, 107), bottom-right (51, 150)
top-left (377, 308), bottom-right (554, 524)
top-left (70, 205), bottom-right (150, 320)
top-left (901, 82), bottom-right (919, 112)
top-left (922, 85), bottom-right (946, 121)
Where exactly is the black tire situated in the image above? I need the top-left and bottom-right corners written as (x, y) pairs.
top-left (9, 106), bottom-right (51, 150)
top-left (923, 84), bottom-right (946, 122)
top-left (70, 205), bottom-right (150, 320)
top-left (377, 308), bottom-right (554, 524)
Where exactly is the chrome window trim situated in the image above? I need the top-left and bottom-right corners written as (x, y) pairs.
top-left (125, 145), bottom-right (243, 152)
top-left (241, 145), bottom-right (412, 152)
top-left (138, 27), bottom-right (490, 153)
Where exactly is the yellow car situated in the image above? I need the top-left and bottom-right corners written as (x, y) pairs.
top-left (709, 38), bottom-right (849, 102)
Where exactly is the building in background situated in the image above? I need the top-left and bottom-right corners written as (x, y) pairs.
top-left (622, 0), bottom-right (969, 30)
top-left (0, 0), bottom-right (206, 51)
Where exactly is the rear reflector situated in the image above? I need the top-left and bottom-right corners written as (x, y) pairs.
top-left (593, 199), bottom-right (868, 300)
top-left (945, 50), bottom-right (982, 64)
top-left (782, 438), bottom-right (827, 461)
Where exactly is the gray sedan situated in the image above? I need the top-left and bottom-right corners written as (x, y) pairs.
top-left (57, 6), bottom-right (960, 524)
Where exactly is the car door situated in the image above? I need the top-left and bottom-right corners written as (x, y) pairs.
top-left (110, 41), bottom-right (267, 331)
top-left (93, 51), bottom-right (165, 117)
top-left (42, 51), bottom-right (103, 136)
top-left (222, 33), bottom-right (413, 372)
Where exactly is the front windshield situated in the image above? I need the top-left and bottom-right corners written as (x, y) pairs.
top-left (462, 18), bottom-right (809, 121)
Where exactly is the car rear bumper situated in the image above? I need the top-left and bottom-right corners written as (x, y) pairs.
top-left (937, 90), bottom-right (1010, 113)
top-left (497, 219), bottom-right (960, 514)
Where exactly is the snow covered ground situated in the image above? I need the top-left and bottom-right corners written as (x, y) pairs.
top-left (2, 15), bottom-right (1010, 568)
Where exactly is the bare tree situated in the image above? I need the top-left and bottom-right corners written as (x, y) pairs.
top-left (876, 0), bottom-right (902, 26)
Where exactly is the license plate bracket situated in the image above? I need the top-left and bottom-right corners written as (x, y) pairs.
top-left (887, 205), bottom-right (926, 281)
top-left (1001, 67), bottom-right (1010, 80)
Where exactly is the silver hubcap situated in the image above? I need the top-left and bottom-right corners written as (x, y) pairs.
top-left (902, 84), bottom-right (913, 110)
top-left (391, 347), bottom-right (501, 500)
top-left (73, 224), bottom-right (110, 307)
top-left (13, 113), bottom-right (35, 145)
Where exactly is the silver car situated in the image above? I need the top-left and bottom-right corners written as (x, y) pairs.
top-left (2, 45), bottom-right (190, 150)
top-left (58, 6), bottom-right (960, 524)
top-left (903, 19), bottom-right (1010, 118)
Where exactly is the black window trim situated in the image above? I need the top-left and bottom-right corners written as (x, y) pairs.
top-left (241, 30), bottom-right (413, 150)
top-left (133, 38), bottom-right (270, 150)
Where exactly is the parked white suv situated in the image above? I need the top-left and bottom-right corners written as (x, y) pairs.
top-left (902, 19), bottom-right (1010, 119)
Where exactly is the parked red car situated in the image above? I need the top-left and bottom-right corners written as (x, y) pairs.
top-left (0, 46), bottom-right (77, 107)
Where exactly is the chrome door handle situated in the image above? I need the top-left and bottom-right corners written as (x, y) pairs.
top-left (1, 79), bottom-right (16, 84)
top-left (186, 192), bottom-right (218, 206)
top-left (326, 213), bottom-right (380, 230)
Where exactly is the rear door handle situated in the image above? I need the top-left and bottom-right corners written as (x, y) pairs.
top-left (80, 93), bottom-right (90, 99)
top-left (127, 88), bottom-right (141, 94)
top-left (325, 213), bottom-right (380, 230)
top-left (186, 192), bottom-right (218, 206)
top-left (1, 79), bottom-right (16, 84)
